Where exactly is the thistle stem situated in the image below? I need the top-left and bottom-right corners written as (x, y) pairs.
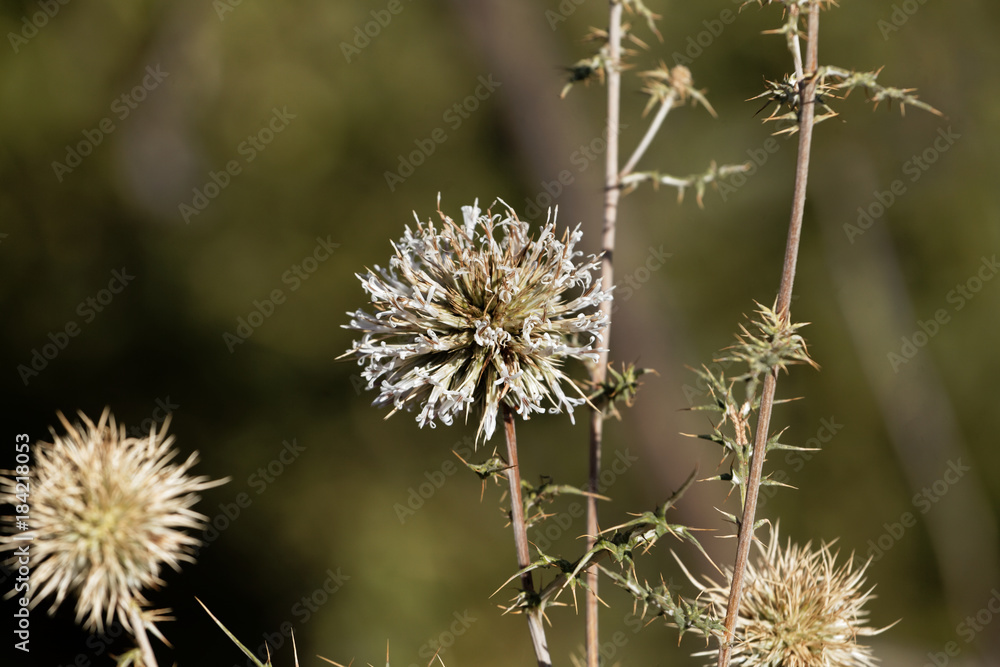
top-left (586, 3), bottom-right (623, 666)
top-left (717, 5), bottom-right (820, 667)
top-left (129, 605), bottom-right (159, 667)
top-left (620, 90), bottom-right (676, 178)
top-left (503, 405), bottom-right (552, 667)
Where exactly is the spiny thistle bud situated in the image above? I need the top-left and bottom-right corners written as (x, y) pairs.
top-left (690, 526), bottom-right (890, 667)
top-left (0, 409), bottom-right (226, 638)
top-left (342, 198), bottom-right (612, 442)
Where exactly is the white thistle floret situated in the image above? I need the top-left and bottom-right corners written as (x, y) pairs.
top-left (0, 409), bottom-right (227, 637)
top-left (343, 198), bottom-right (612, 441)
top-left (689, 524), bottom-right (891, 667)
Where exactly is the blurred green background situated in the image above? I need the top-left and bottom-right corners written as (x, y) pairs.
top-left (2, 1), bottom-right (999, 665)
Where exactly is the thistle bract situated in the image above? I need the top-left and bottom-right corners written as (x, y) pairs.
top-left (344, 199), bottom-right (612, 441)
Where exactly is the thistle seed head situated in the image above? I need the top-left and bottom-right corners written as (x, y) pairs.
top-left (343, 199), bottom-right (612, 442)
top-left (691, 525), bottom-right (889, 667)
top-left (0, 409), bottom-right (226, 636)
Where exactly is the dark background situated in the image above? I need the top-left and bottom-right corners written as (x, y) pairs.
top-left (2, 1), bottom-right (999, 665)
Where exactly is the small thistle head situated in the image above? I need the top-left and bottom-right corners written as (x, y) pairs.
top-left (342, 198), bottom-right (612, 442)
top-left (0, 409), bottom-right (226, 636)
top-left (721, 302), bottom-right (819, 382)
top-left (691, 525), bottom-right (889, 667)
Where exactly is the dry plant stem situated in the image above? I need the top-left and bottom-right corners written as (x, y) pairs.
top-left (586, 3), bottom-right (623, 666)
top-left (129, 606), bottom-right (159, 667)
top-left (503, 406), bottom-right (552, 667)
top-left (716, 5), bottom-right (820, 667)
top-left (788, 5), bottom-right (805, 79)
top-left (620, 90), bottom-right (676, 178)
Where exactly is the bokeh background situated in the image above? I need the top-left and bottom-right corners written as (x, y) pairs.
top-left (2, 1), bottom-right (999, 665)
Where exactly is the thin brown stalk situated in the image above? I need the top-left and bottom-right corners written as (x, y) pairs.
top-left (586, 2), bottom-right (623, 666)
top-left (717, 4), bottom-right (821, 667)
top-left (504, 405), bottom-right (552, 667)
top-left (130, 605), bottom-right (159, 667)
top-left (620, 90), bottom-right (676, 178)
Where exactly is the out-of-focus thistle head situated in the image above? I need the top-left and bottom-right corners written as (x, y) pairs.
top-left (343, 198), bottom-right (613, 442)
top-left (0, 409), bottom-right (226, 639)
top-left (690, 525), bottom-right (891, 667)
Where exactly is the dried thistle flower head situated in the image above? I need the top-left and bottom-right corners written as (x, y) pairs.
top-left (343, 198), bottom-right (612, 442)
top-left (690, 525), bottom-right (890, 667)
top-left (0, 409), bottom-right (226, 638)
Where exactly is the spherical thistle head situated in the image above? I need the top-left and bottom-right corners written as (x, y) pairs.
top-left (691, 525), bottom-right (890, 667)
top-left (0, 408), bottom-right (227, 637)
top-left (342, 198), bottom-right (612, 442)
